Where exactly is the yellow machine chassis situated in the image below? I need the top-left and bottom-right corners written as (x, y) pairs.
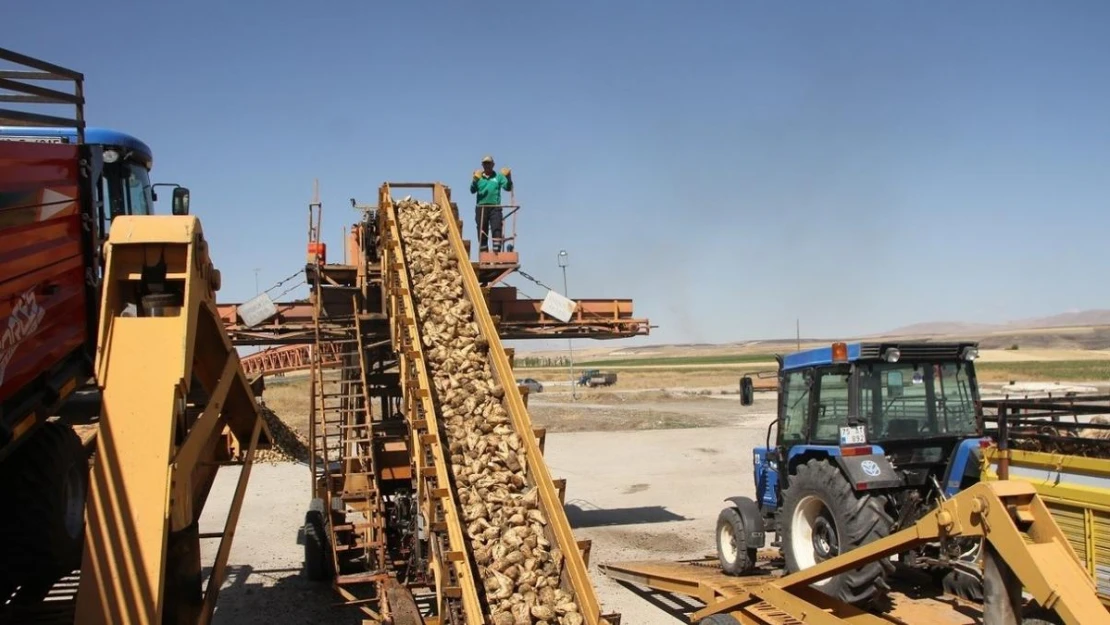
top-left (72, 215), bottom-right (271, 624)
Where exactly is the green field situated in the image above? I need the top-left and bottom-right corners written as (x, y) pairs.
top-left (524, 353), bottom-right (780, 368)
top-left (517, 354), bottom-right (1110, 383)
top-left (975, 360), bottom-right (1110, 382)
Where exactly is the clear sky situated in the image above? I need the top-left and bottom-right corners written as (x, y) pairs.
top-left (7, 1), bottom-right (1110, 349)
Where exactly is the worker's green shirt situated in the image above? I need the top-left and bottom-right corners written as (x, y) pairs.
top-left (470, 172), bottom-right (513, 206)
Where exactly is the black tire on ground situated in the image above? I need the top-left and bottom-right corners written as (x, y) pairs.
top-left (698, 614), bottom-right (741, 624)
top-left (304, 498), bottom-right (332, 581)
top-left (938, 537), bottom-right (983, 601)
top-left (781, 458), bottom-right (894, 608)
top-left (941, 568), bottom-right (983, 602)
top-left (0, 421), bottom-right (89, 598)
top-left (716, 507), bottom-right (756, 576)
top-left (1021, 605), bottom-right (1064, 625)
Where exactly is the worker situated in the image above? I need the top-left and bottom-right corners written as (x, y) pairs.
top-left (470, 155), bottom-right (513, 253)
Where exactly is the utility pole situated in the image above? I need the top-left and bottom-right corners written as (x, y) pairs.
top-left (796, 318), bottom-right (800, 351)
top-left (558, 250), bottom-right (575, 400)
top-left (254, 268), bottom-right (261, 295)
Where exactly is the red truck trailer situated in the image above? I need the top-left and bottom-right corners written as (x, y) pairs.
top-left (0, 47), bottom-right (189, 604)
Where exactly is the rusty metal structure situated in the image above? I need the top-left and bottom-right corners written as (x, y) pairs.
top-left (262, 181), bottom-right (628, 623)
top-left (602, 480), bottom-right (1110, 624)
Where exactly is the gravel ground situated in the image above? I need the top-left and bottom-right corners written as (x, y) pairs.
top-left (200, 396), bottom-right (778, 624)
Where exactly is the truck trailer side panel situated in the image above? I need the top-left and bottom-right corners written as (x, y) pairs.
top-left (0, 141), bottom-right (90, 447)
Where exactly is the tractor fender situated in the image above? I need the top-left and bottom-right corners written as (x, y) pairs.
top-left (724, 496), bottom-right (766, 549)
top-left (831, 454), bottom-right (903, 491)
top-left (942, 438), bottom-right (987, 497)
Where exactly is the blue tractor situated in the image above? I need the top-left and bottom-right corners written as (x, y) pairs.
top-left (719, 341), bottom-right (988, 608)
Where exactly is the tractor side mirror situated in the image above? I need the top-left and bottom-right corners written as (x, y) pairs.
top-left (887, 371), bottom-right (904, 398)
top-left (740, 376), bottom-right (754, 406)
top-left (172, 187), bottom-right (191, 216)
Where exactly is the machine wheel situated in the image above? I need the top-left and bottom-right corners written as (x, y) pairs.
top-left (304, 498), bottom-right (332, 581)
top-left (0, 421), bottom-right (89, 599)
top-left (1020, 603), bottom-right (1064, 625)
top-left (940, 538), bottom-right (984, 602)
top-left (781, 458), bottom-right (894, 608)
top-left (716, 507), bottom-right (756, 576)
top-left (698, 614), bottom-right (741, 624)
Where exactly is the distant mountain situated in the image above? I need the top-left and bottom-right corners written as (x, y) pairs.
top-left (1006, 310), bottom-right (1110, 329)
top-left (874, 321), bottom-right (1001, 337)
top-left (881, 310), bottom-right (1110, 337)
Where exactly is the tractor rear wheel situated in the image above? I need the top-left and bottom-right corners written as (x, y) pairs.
top-left (781, 458), bottom-right (894, 608)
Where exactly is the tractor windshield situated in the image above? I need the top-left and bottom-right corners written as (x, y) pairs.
top-left (858, 361), bottom-right (979, 440)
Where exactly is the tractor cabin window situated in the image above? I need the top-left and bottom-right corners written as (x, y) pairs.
top-left (858, 362), bottom-right (978, 440)
top-left (780, 370), bottom-right (809, 444)
top-left (812, 368), bottom-right (851, 444)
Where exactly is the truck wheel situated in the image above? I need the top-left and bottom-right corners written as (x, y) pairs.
top-left (304, 498), bottom-right (332, 581)
top-left (781, 458), bottom-right (894, 608)
top-left (0, 421), bottom-right (89, 598)
top-left (716, 507), bottom-right (756, 575)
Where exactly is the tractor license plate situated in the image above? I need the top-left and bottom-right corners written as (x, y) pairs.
top-left (839, 425), bottom-right (867, 445)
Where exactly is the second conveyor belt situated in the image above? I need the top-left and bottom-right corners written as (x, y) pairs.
top-left (380, 183), bottom-right (615, 625)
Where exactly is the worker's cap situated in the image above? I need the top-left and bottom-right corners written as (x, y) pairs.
top-left (481, 155), bottom-right (494, 164)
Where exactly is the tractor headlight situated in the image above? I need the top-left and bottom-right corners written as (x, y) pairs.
top-left (961, 346), bottom-right (979, 361)
top-left (883, 347), bottom-right (901, 363)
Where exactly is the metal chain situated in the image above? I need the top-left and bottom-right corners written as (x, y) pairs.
top-left (515, 269), bottom-right (559, 294)
top-left (262, 269), bottom-right (304, 297)
top-left (270, 279), bottom-right (306, 302)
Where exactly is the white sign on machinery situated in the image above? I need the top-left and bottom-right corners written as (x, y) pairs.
top-left (541, 290), bottom-right (577, 323)
top-left (237, 292), bottom-right (279, 328)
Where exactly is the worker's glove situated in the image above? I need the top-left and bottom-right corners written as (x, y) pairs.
top-left (473, 169), bottom-right (483, 180)
top-left (501, 167), bottom-right (512, 177)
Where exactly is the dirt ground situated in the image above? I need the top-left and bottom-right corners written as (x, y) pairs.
top-left (204, 384), bottom-right (777, 623)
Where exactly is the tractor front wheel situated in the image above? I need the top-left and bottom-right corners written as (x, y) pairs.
top-left (781, 458), bottom-right (894, 608)
top-left (716, 507), bottom-right (756, 576)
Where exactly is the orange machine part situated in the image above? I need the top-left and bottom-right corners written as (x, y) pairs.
top-left (307, 241), bottom-right (327, 265)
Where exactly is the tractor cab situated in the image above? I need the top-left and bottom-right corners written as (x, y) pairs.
top-left (720, 342), bottom-right (988, 608)
top-left (742, 341), bottom-right (985, 511)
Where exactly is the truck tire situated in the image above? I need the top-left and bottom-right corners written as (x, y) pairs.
top-left (0, 421), bottom-right (88, 600)
top-left (304, 498), bottom-right (332, 581)
top-left (781, 458), bottom-right (894, 608)
top-left (716, 507), bottom-right (756, 575)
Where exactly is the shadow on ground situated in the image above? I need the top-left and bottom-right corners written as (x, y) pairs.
top-left (564, 500), bottom-right (688, 528)
top-left (206, 564), bottom-right (364, 625)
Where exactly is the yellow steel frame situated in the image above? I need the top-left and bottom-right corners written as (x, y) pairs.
top-left (983, 447), bottom-right (1110, 605)
top-left (688, 481), bottom-right (1108, 625)
top-left (75, 215), bottom-right (270, 625)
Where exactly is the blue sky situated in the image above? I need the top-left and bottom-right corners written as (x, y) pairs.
top-left (7, 1), bottom-right (1110, 349)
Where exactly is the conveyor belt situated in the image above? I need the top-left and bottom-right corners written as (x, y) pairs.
top-left (380, 183), bottom-right (616, 625)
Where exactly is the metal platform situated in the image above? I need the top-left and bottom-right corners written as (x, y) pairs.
top-left (599, 558), bottom-right (980, 624)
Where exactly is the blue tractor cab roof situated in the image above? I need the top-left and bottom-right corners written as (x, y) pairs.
top-left (0, 125), bottom-right (153, 168)
top-left (781, 341), bottom-right (980, 372)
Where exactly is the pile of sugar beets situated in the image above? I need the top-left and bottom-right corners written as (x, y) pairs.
top-left (397, 198), bottom-right (584, 625)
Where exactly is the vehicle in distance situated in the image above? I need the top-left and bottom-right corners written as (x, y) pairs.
top-left (516, 377), bottom-right (543, 393)
top-left (578, 369), bottom-right (617, 387)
